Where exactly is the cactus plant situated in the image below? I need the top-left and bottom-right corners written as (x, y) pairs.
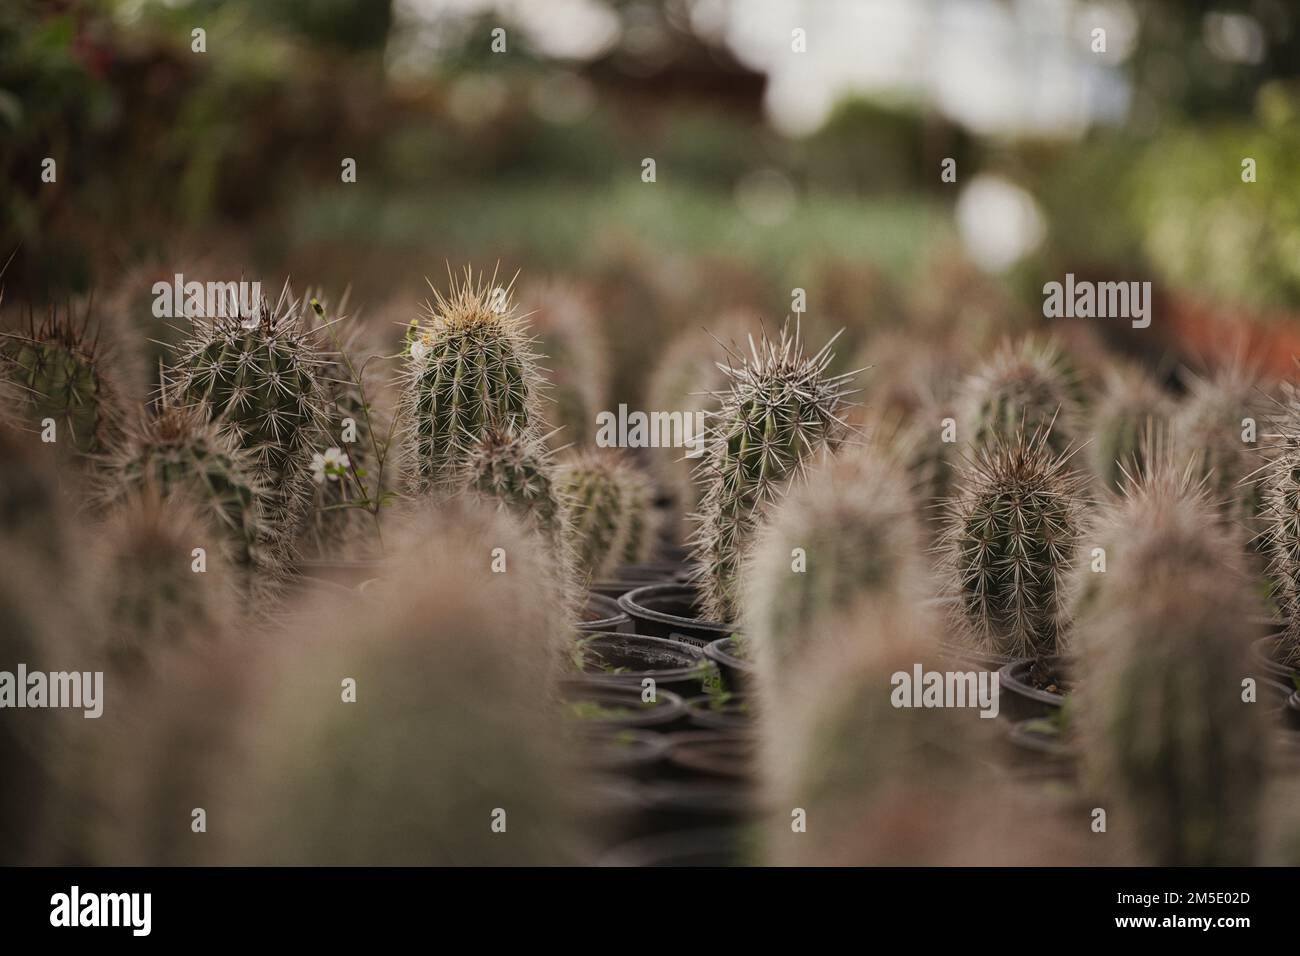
top-left (92, 488), bottom-right (234, 673)
top-left (100, 405), bottom-right (274, 575)
top-left (1259, 381), bottom-right (1300, 668)
top-left (1087, 363), bottom-right (1174, 491)
top-left (1172, 359), bottom-right (1264, 527)
top-left (465, 424), bottom-right (564, 547)
top-left (957, 338), bottom-right (1080, 457)
top-left (744, 447), bottom-right (934, 690)
top-left (555, 450), bottom-right (657, 579)
top-left (692, 323), bottom-right (854, 622)
top-left (1076, 461), bottom-right (1266, 865)
top-left (941, 425), bottom-right (1086, 660)
top-left (0, 303), bottom-right (125, 455)
top-left (169, 281), bottom-right (327, 525)
top-left (399, 267), bottom-right (545, 495)
top-left (225, 499), bottom-right (582, 864)
top-left (520, 280), bottom-right (609, 450)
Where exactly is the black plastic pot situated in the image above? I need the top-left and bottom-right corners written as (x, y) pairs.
top-left (577, 729), bottom-right (670, 779)
top-left (1003, 719), bottom-right (1077, 779)
top-left (665, 731), bottom-right (755, 781)
top-left (1250, 635), bottom-right (1299, 684)
top-left (684, 693), bottom-right (753, 732)
top-left (575, 593), bottom-right (631, 633)
top-left (559, 683), bottom-right (687, 731)
top-left (598, 828), bottom-right (749, 867)
top-left (618, 584), bottom-right (735, 647)
top-left (702, 636), bottom-right (754, 691)
top-left (997, 658), bottom-right (1069, 722)
top-left (568, 633), bottom-right (715, 696)
top-left (632, 780), bottom-right (757, 834)
top-left (588, 563), bottom-right (686, 600)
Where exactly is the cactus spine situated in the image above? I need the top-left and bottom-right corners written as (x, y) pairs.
top-left (170, 282), bottom-right (326, 525)
top-left (1172, 360), bottom-right (1263, 526)
top-left (1076, 455), bottom-right (1266, 865)
top-left (941, 426), bottom-right (1085, 659)
top-left (555, 450), bottom-right (656, 579)
top-left (0, 304), bottom-right (124, 455)
top-left (400, 268), bottom-right (544, 494)
top-left (465, 425), bottom-right (564, 546)
top-left (692, 324), bottom-right (853, 622)
top-left (1260, 382), bottom-right (1300, 667)
top-left (958, 338), bottom-right (1079, 457)
top-left (1088, 364), bottom-right (1173, 490)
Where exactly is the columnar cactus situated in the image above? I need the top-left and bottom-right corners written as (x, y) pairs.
top-left (0, 304), bottom-right (124, 455)
top-left (520, 280), bottom-right (609, 449)
top-left (1172, 360), bottom-right (1264, 526)
top-left (226, 500), bottom-right (582, 864)
top-left (400, 267), bottom-right (545, 494)
top-left (1076, 463), bottom-right (1266, 865)
top-left (744, 447), bottom-right (934, 688)
top-left (170, 282), bottom-right (326, 524)
top-left (555, 450), bottom-right (656, 579)
top-left (941, 426), bottom-right (1086, 660)
top-left (1088, 364), bottom-right (1173, 490)
top-left (957, 338), bottom-right (1079, 457)
top-left (92, 488), bottom-right (233, 673)
top-left (465, 425), bottom-right (564, 546)
top-left (692, 324), bottom-right (853, 622)
top-left (100, 406), bottom-right (274, 574)
top-left (1260, 382), bottom-right (1300, 667)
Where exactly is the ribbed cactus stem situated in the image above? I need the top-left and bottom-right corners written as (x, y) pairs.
top-left (693, 324), bottom-right (853, 622)
top-left (555, 450), bottom-right (656, 579)
top-left (466, 425), bottom-right (563, 546)
top-left (400, 268), bottom-right (544, 494)
top-left (958, 338), bottom-right (1079, 457)
top-left (942, 426), bottom-right (1085, 659)
top-left (1088, 364), bottom-right (1173, 490)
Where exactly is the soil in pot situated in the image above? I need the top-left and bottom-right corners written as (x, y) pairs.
top-left (997, 658), bottom-right (1071, 722)
top-left (575, 593), bottom-right (631, 632)
top-left (617, 583), bottom-right (735, 647)
top-left (567, 632), bottom-right (717, 697)
top-left (703, 636), bottom-right (754, 691)
top-left (684, 692), bottom-right (753, 733)
top-left (559, 683), bottom-right (687, 731)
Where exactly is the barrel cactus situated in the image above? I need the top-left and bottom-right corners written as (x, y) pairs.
top-left (555, 450), bottom-right (656, 579)
top-left (400, 267), bottom-right (545, 495)
top-left (1172, 360), bottom-right (1264, 527)
top-left (1076, 463), bottom-right (1266, 865)
top-left (1259, 382), bottom-right (1300, 668)
top-left (520, 280), bottom-right (608, 450)
top-left (941, 426), bottom-right (1086, 660)
top-left (1088, 363), bottom-right (1174, 491)
top-left (692, 324), bottom-right (853, 622)
top-left (169, 282), bottom-right (326, 525)
top-left (957, 338), bottom-right (1079, 457)
top-left (465, 424), bottom-right (564, 547)
top-left (0, 304), bottom-right (125, 455)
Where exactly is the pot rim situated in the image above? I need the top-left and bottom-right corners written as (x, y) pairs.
top-left (617, 583), bottom-right (734, 635)
top-left (998, 658), bottom-right (1069, 706)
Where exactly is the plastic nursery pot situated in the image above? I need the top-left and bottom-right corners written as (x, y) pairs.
top-left (568, 632), bottom-right (716, 697)
top-left (665, 731), bottom-right (756, 782)
top-left (575, 593), bottom-right (631, 633)
top-left (684, 693), bottom-right (753, 733)
top-left (702, 636), bottom-right (754, 691)
top-left (617, 584), bottom-right (735, 648)
top-left (577, 729), bottom-right (670, 780)
top-left (996, 658), bottom-right (1070, 722)
top-left (938, 638), bottom-right (1018, 673)
top-left (589, 564), bottom-right (685, 600)
top-left (598, 827), bottom-right (750, 867)
top-left (559, 681), bottom-right (688, 731)
top-left (1002, 719), bottom-right (1078, 780)
top-left (1250, 635), bottom-right (1299, 684)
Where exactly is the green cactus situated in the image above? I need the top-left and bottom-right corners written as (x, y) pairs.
top-left (400, 267), bottom-right (545, 494)
top-left (0, 304), bottom-right (124, 455)
top-left (957, 338), bottom-right (1080, 457)
top-left (100, 405), bottom-right (274, 574)
top-left (170, 283), bottom-right (326, 524)
top-left (1259, 382), bottom-right (1300, 668)
top-left (692, 324), bottom-right (853, 622)
top-left (92, 488), bottom-right (234, 674)
top-left (1088, 364), bottom-right (1174, 491)
top-left (521, 280), bottom-right (609, 450)
top-left (226, 500), bottom-right (582, 864)
top-left (1076, 463), bottom-right (1266, 865)
top-left (1172, 360), bottom-right (1264, 527)
top-left (555, 450), bottom-right (656, 579)
top-left (465, 424), bottom-right (564, 547)
top-left (941, 426), bottom-right (1086, 660)
top-left (744, 447), bottom-right (934, 689)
